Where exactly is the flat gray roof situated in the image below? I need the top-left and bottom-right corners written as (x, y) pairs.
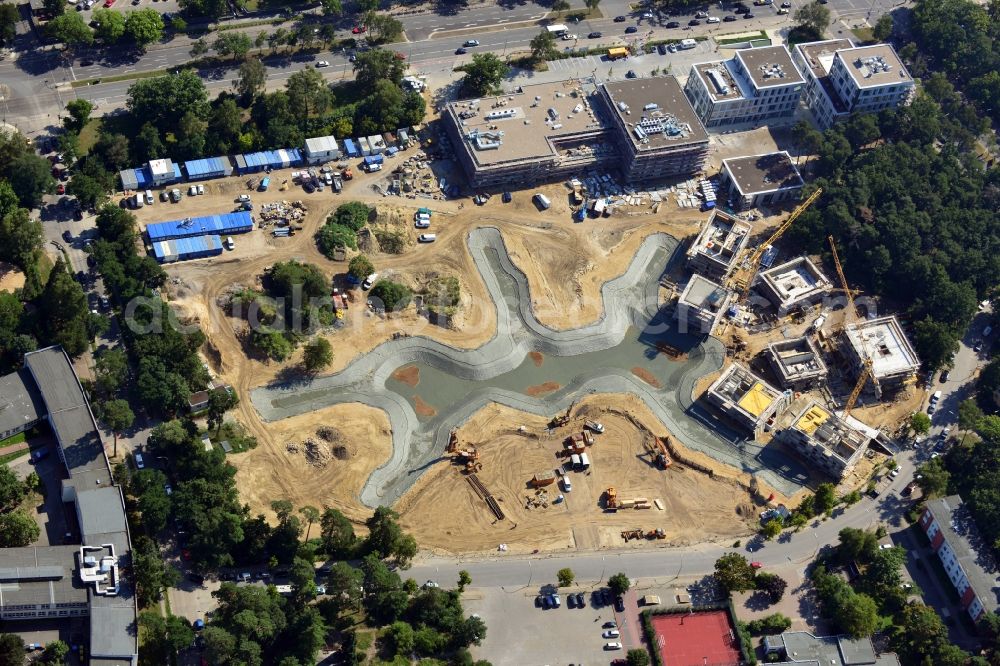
top-left (736, 45), bottom-right (804, 89)
top-left (90, 605), bottom-right (139, 659)
top-left (0, 546), bottom-right (88, 610)
top-left (837, 43), bottom-right (911, 89)
top-left (845, 316), bottom-right (920, 377)
top-left (603, 77), bottom-right (709, 150)
top-left (925, 496), bottom-right (1000, 612)
top-left (777, 632), bottom-right (899, 666)
top-left (723, 152), bottom-right (804, 196)
top-left (680, 274), bottom-right (729, 310)
top-left (692, 60), bottom-right (747, 101)
top-left (0, 368), bottom-right (45, 436)
top-left (78, 487), bottom-right (129, 539)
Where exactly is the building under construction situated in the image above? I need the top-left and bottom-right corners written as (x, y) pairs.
top-left (842, 316), bottom-right (920, 396)
top-left (686, 210), bottom-right (752, 282)
top-left (756, 256), bottom-right (833, 313)
top-left (676, 274), bottom-right (731, 335)
top-left (779, 401), bottom-right (872, 479)
top-left (766, 336), bottom-right (828, 390)
top-left (706, 363), bottom-right (790, 436)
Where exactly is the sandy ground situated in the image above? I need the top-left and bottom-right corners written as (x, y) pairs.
top-left (396, 394), bottom-right (763, 555)
top-left (0, 261), bottom-right (25, 292)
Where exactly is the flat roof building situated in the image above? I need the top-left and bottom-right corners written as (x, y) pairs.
top-left (0, 347), bottom-right (138, 664)
top-left (920, 495), bottom-right (1000, 623)
top-left (676, 274), bottom-right (731, 335)
top-left (792, 39), bottom-right (914, 129)
top-left (766, 336), bottom-right (828, 390)
top-left (764, 632), bottom-right (900, 665)
top-left (0, 368), bottom-right (45, 440)
top-left (719, 152), bottom-right (804, 211)
top-left (303, 136), bottom-right (342, 164)
top-left (843, 316), bottom-right (920, 396)
top-left (706, 363), bottom-right (789, 436)
top-left (684, 45), bottom-right (804, 128)
top-left (757, 256), bottom-right (832, 313)
top-left (686, 210), bottom-right (752, 282)
top-left (779, 401), bottom-right (870, 479)
top-left (443, 75), bottom-right (709, 189)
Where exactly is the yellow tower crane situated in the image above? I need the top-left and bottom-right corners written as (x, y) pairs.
top-left (730, 188), bottom-right (823, 298)
top-left (828, 234), bottom-right (859, 322)
top-left (827, 235), bottom-right (876, 417)
top-left (843, 356), bottom-right (873, 419)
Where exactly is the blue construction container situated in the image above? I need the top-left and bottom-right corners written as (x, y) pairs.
top-left (363, 154), bottom-right (384, 166)
top-left (234, 148), bottom-right (303, 174)
top-left (146, 212), bottom-right (254, 242)
top-left (343, 138), bottom-right (358, 158)
top-left (152, 235), bottom-right (224, 263)
top-left (184, 156), bottom-right (234, 180)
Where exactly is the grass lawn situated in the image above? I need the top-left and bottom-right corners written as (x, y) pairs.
top-left (203, 421), bottom-right (258, 454)
top-left (36, 252), bottom-right (53, 285)
top-left (851, 26), bottom-right (875, 44)
top-left (0, 448), bottom-right (30, 465)
top-left (0, 431), bottom-right (27, 448)
top-left (78, 118), bottom-right (102, 156)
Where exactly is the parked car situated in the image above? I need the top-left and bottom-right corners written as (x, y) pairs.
top-left (575, 592), bottom-right (585, 607)
top-left (625, 25), bottom-right (638, 33)
top-left (423, 580), bottom-right (439, 589)
top-left (56, 183), bottom-right (65, 194)
top-left (707, 16), bottom-right (720, 23)
top-left (666, 20), bottom-right (680, 27)
top-left (751, 561), bottom-right (763, 569)
top-left (614, 14), bottom-right (627, 21)
top-left (614, 596), bottom-right (625, 612)
top-left (567, 594), bottom-right (576, 608)
top-left (695, 10), bottom-right (709, 17)
top-left (744, 12), bottom-right (755, 17)
top-left (724, 14), bottom-right (737, 20)
top-left (688, 19), bottom-right (701, 25)
top-left (351, 25), bottom-right (366, 33)
top-left (134, 453), bottom-right (145, 469)
top-left (588, 31), bottom-right (602, 38)
top-left (455, 47), bottom-right (467, 54)
top-left (604, 642), bottom-right (623, 650)
top-left (62, 230), bottom-right (72, 241)
top-left (625, 69), bottom-right (637, 78)
top-left (603, 621), bottom-right (617, 629)
top-left (363, 273), bottom-right (378, 289)
top-left (315, 60), bottom-right (330, 67)
top-left (603, 629), bottom-right (621, 638)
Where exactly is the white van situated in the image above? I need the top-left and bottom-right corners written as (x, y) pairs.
top-left (533, 193), bottom-right (551, 210)
top-left (810, 314), bottom-right (827, 331)
top-left (579, 452), bottom-right (591, 469)
top-left (362, 273), bottom-right (378, 290)
top-left (144, 189), bottom-right (154, 205)
top-left (134, 453), bottom-right (145, 469)
top-left (133, 194), bottom-right (144, 209)
top-left (418, 234), bottom-right (436, 243)
top-left (931, 390), bottom-right (942, 403)
top-left (224, 236), bottom-right (235, 250)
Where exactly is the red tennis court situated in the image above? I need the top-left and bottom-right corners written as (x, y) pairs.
top-left (649, 610), bottom-right (741, 666)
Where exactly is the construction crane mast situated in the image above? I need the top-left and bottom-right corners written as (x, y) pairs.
top-left (731, 187), bottom-right (823, 298)
top-left (828, 235), bottom-right (858, 321)
top-left (843, 357), bottom-right (873, 418)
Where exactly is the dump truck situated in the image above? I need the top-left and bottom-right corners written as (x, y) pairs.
top-left (332, 173), bottom-right (343, 192)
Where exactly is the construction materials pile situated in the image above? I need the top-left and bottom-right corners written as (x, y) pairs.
top-left (525, 489), bottom-right (551, 509)
top-left (258, 200), bottom-right (308, 228)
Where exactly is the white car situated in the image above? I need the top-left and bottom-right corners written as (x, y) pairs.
top-left (164, 484), bottom-right (172, 495)
top-left (134, 453), bottom-right (145, 469)
top-left (561, 476), bottom-right (572, 492)
top-left (604, 642), bottom-right (622, 650)
top-left (414, 218), bottom-right (430, 229)
top-left (315, 60), bottom-right (330, 68)
top-left (423, 580), bottom-right (439, 589)
top-left (602, 629), bottom-right (620, 639)
top-left (188, 185), bottom-right (198, 196)
top-left (197, 184), bottom-right (205, 195)
top-left (879, 543), bottom-right (893, 550)
top-left (889, 468), bottom-right (900, 478)
top-left (463, 39), bottom-right (480, 47)
top-left (362, 273), bottom-right (378, 290)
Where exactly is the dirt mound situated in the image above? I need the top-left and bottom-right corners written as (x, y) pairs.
top-left (303, 439), bottom-right (332, 467)
top-left (528, 351), bottom-right (543, 367)
top-left (316, 426), bottom-right (341, 443)
top-left (332, 445), bottom-right (351, 460)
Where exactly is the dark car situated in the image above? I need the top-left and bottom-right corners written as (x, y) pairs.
top-left (666, 20), bottom-right (680, 27)
top-left (688, 18), bottom-right (701, 25)
top-left (502, 191), bottom-right (512, 203)
top-left (455, 47), bottom-right (467, 54)
top-left (79, 58), bottom-right (94, 66)
top-left (588, 31), bottom-right (602, 38)
top-left (31, 449), bottom-right (49, 462)
top-left (535, 595), bottom-right (544, 607)
top-left (625, 69), bottom-right (637, 78)
top-left (744, 11), bottom-right (754, 17)
top-left (567, 594), bottom-right (576, 608)
top-left (734, 4), bottom-right (749, 12)
top-left (614, 14), bottom-right (627, 21)
top-left (625, 25), bottom-right (638, 33)
top-left (657, 43), bottom-right (667, 54)
top-left (303, 181), bottom-right (315, 193)
top-left (614, 596), bottom-right (625, 612)
top-left (724, 14), bottom-right (737, 20)
top-left (72, 207), bottom-right (83, 221)
top-left (575, 592), bottom-right (585, 607)
top-left (62, 230), bottom-right (72, 242)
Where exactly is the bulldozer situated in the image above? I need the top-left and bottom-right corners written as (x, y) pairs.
top-left (646, 528), bottom-right (666, 540)
top-left (604, 487), bottom-right (618, 511)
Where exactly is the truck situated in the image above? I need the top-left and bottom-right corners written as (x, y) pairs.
top-left (259, 177), bottom-right (270, 191)
top-left (546, 23), bottom-right (569, 35)
top-left (332, 173), bottom-right (343, 192)
top-left (590, 198), bottom-right (606, 216)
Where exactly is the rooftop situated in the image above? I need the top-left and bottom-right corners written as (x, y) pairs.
top-left (736, 45), bottom-right (804, 89)
top-left (772, 631), bottom-right (900, 666)
top-left (603, 77), bottom-right (709, 151)
top-left (688, 210), bottom-right (752, 271)
top-left (447, 79), bottom-right (606, 166)
top-left (0, 368), bottom-right (44, 436)
top-left (925, 495), bottom-right (1000, 612)
top-left (844, 316), bottom-right (920, 378)
top-left (759, 256), bottom-right (831, 305)
top-left (693, 60), bottom-right (747, 102)
top-left (791, 401), bottom-right (870, 462)
top-left (723, 152), bottom-right (804, 196)
top-left (679, 274), bottom-right (730, 311)
top-left (304, 135), bottom-right (339, 153)
top-left (710, 363), bottom-right (784, 420)
top-left (796, 39), bottom-right (854, 114)
top-left (768, 337), bottom-right (827, 379)
top-left (0, 545), bottom-right (88, 611)
top-left (837, 43), bottom-right (911, 89)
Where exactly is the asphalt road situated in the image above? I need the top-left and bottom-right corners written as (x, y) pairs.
top-left (1, 0), bottom-right (906, 134)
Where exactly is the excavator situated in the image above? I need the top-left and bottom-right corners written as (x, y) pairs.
top-left (604, 487), bottom-right (618, 511)
top-left (653, 437), bottom-right (672, 470)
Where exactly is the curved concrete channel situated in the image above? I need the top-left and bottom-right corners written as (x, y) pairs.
top-left (251, 227), bottom-right (810, 507)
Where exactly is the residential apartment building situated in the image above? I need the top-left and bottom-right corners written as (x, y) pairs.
top-left (706, 363), bottom-right (789, 436)
top-left (718, 151), bottom-right (804, 211)
top-left (779, 401), bottom-right (871, 479)
top-left (920, 496), bottom-right (1000, 622)
top-left (676, 274), bottom-right (731, 335)
top-left (686, 210), bottom-right (752, 282)
top-left (792, 39), bottom-right (914, 128)
top-left (684, 45), bottom-right (804, 128)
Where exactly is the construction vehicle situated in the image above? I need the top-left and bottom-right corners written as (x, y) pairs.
top-left (829, 234), bottom-right (879, 413)
top-left (828, 235), bottom-right (859, 322)
top-left (447, 430), bottom-right (459, 453)
top-left (332, 173), bottom-right (343, 192)
top-left (653, 438), bottom-right (672, 469)
top-left (604, 487), bottom-right (618, 511)
top-left (548, 404), bottom-right (573, 429)
top-left (585, 420), bottom-right (604, 434)
top-left (729, 188), bottom-right (823, 298)
top-left (342, 167), bottom-right (354, 181)
top-left (646, 529), bottom-right (666, 540)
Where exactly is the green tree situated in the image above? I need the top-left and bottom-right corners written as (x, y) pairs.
top-left (321, 0), bottom-right (342, 14)
top-left (556, 567), bottom-right (574, 587)
top-left (214, 31), bottom-right (252, 60)
top-left (551, 0), bottom-right (570, 14)
top-left (755, 573), bottom-right (787, 603)
top-left (332, 202), bottom-right (372, 231)
top-left (353, 48), bottom-right (407, 89)
top-left (0, 511), bottom-right (41, 547)
top-left (626, 649), bottom-right (650, 666)
top-left (584, 0), bottom-right (600, 9)
top-left (9, 154), bottom-right (55, 209)
top-left (42, 640), bottom-right (69, 664)
top-left (873, 13), bottom-right (893, 41)
top-left (133, 534), bottom-right (180, 606)
top-left (325, 561), bottom-right (364, 613)
top-left (315, 220), bottom-right (359, 255)
top-left (462, 53), bottom-right (509, 96)
top-left (916, 457), bottom-right (950, 498)
top-left (746, 613), bottom-right (792, 635)
top-left (761, 516), bottom-right (783, 540)
top-left (100, 398), bottom-right (134, 458)
top-left (814, 482), bottom-right (837, 515)
top-left (320, 507), bottom-right (356, 557)
top-left (0, 464), bottom-right (25, 512)
top-left (958, 399), bottom-right (984, 431)
top-left (302, 337), bottom-right (334, 374)
top-left (370, 280), bottom-right (412, 311)
top-left (127, 70), bottom-right (209, 138)
top-left (363, 11), bottom-right (403, 43)
top-left (911, 411), bottom-right (931, 435)
top-left (714, 553), bottom-right (756, 593)
top-left (530, 29), bottom-right (557, 62)
top-left (365, 506), bottom-right (404, 558)
top-left (290, 556), bottom-right (318, 607)
top-left (458, 570), bottom-right (471, 592)
top-left (299, 505), bottom-right (320, 542)
top-left (46, 12), bottom-right (94, 48)
top-left (0, 633), bottom-right (25, 664)
top-left (839, 592), bottom-right (880, 638)
top-left (236, 57), bottom-right (266, 101)
top-left (793, 1), bottom-right (831, 35)
top-left (348, 254), bottom-right (375, 282)
top-left (92, 8), bottom-right (126, 43)
top-left (124, 8), bottom-right (164, 48)
top-left (250, 329), bottom-right (294, 361)
top-left (171, 15), bottom-right (187, 32)
top-left (838, 527), bottom-right (878, 564)
top-left (206, 387), bottom-right (238, 436)
top-left (286, 67), bottom-right (334, 125)
top-left (190, 37), bottom-right (209, 57)
top-left (0, 4), bottom-right (20, 46)
top-left (387, 621), bottom-right (415, 656)
top-left (38, 257), bottom-right (89, 357)
top-left (132, 470), bottom-right (171, 534)
top-left (94, 348), bottom-right (128, 397)
top-left (608, 572), bottom-right (630, 596)
top-left (65, 99), bottom-right (94, 132)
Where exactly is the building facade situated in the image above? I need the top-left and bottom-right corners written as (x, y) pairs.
top-left (684, 45), bottom-right (804, 128)
top-left (792, 40), bottom-right (914, 128)
top-left (706, 363), bottom-right (789, 436)
top-left (779, 401), bottom-right (870, 479)
top-left (676, 274), bottom-right (731, 335)
top-left (718, 152), bottom-right (804, 211)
